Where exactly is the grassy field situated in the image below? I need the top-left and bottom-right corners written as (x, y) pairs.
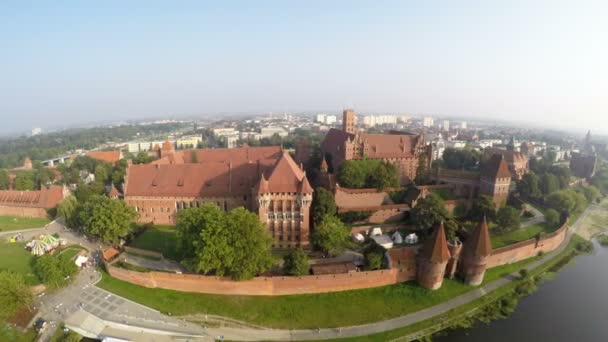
top-left (491, 222), bottom-right (559, 249)
top-left (97, 257), bottom-right (535, 329)
top-left (0, 242), bottom-right (40, 285)
top-left (0, 216), bottom-right (49, 232)
top-left (128, 225), bottom-right (179, 260)
top-left (0, 324), bottom-right (37, 342)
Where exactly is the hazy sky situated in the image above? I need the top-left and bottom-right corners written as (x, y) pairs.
top-left (1, 1), bottom-right (607, 134)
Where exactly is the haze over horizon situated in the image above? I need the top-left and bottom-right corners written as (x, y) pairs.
top-left (1, 1), bottom-right (607, 135)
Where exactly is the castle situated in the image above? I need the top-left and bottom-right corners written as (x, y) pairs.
top-left (321, 109), bottom-right (432, 184)
top-left (123, 142), bottom-right (313, 249)
top-left (412, 217), bottom-right (492, 289)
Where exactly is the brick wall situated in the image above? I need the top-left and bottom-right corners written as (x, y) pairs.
top-left (486, 221), bottom-right (568, 268)
top-left (106, 263), bottom-right (416, 296)
top-left (0, 206), bottom-right (47, 218)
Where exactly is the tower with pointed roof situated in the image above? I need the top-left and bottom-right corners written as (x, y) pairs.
top-left (417, 223), bottom-right (451, 290)
top-left (480, 154), bottom-right (511, 208)
top-left (506, 136), bottom-right (515, 151)
top-left (461, 216), bottom-right (492, 286)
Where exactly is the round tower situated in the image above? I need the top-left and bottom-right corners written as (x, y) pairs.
top-left (461, 216), bottom-right (492, 286)
top-left (417, 223), bottom-right (451, 290)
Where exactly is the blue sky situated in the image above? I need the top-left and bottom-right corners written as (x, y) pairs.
top-left (1, 1), bottom-right (607, 134)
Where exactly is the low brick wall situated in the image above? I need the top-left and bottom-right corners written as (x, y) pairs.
top-left (105, 263), bottom-right (416, 296)
top-left (0, 205), bottom-right (47, 218)
top-left (123, 246), bottom-right (163, 259)
top-left (487, 221), bottom-right (569, 268)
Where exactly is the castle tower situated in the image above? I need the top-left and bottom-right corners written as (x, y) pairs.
top-left (342, 109), bottom-right (355, 134)
top-left (461, 216), bottom-right (492, 286)
top-left (506, 136), bottom-right (515, 151)
top-left (480, 154), bottom-right (511, 208)
top-left (417, 222), bottom-right (451, 290)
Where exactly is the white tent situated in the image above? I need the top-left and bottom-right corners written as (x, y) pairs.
top-left (75, 255), bottom-right (88, 267)
top-left (353, 233), bottom-right (365, 243)
top-left (392, 231), bottom-right (403, 244)
top-left (405, 233), bottom-right (419, 244)
top-left (371, 235), bottom-right (394, 249)
top-left (370, 227), bottom-right (383, 236)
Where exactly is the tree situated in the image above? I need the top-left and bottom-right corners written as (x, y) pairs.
top-left (496, 206), bottom-right (521, 233)
top-left (442, 148), bottom-right (481, 170)
top-left (337, 160), bottom-right (368, 188)
top-left (579, 186), bottom-right (601, 203)
top-left (365, 252), bottom-right (383, 270)
top-left (546, 190), bottom-right (587, 216)
top-left (410, 193), bottom-right (449, 230)
top-left (545, 208), bottom-right (561, 228)
top-left (370, 161), bottom-right (399, 190)
top-left (14, 171), bottom-right (36, 190)
top-left (469, 195), bottom-right (497, 221)
top-left (310, 187), bottom-right (337, 225)
top-left (191, 151), bottom-right (199, 163)
top-left (78, 195), bottom-right (137, 244)
top-left (57, 196), bottom-right (79, 228)
top-left (414, 153), bottom-right (430, 185)
top-left (517, 172), bottom-right (541, 199)
top-left (94, 163), bottom-right (110, 186)
top-left (111, 159), bottom-right (128, 188)
top-left (0, 169), bottom-right (9, 190)
top-left (283, 248), bottom-right (310, 276)
top-left (0, 271), bottom-right (33, 321)
top-left (132, 151), bottom-right (156, 164)
top-left (222, 208), bottom-right (274, 280)
top-left (181, 205), bottom-right (273, 280)
top-left (312, 215), bottom-right (350, 256)
top-left (33, 254), bottom-right (78, 289)
top-left (540, 173), bottom-right (560, 196)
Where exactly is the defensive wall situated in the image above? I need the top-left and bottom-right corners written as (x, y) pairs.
top-left (0, 206), bottom-right (47, 218)
top-left (486, 220), bottom-right (569, 268)
top-left (105, 221), bottom-right (569, 296)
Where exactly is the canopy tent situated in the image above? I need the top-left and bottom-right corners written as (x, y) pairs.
top-left (392, 231), bottom-right (403, 244)
top-left (353, 233), bottom-right (365, 243)
top-left (29, 240), bottom-right (46, 256)
top-left (41, 235), bottom-right (59, 248)
top-left (405, 233), bottom-right (419, 244)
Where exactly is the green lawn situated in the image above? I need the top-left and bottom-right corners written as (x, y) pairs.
top-left (491, 222), bottom-right (560, 249)
top-left (0, 216), bottom-right (49, 232)
top-left (128, 225), bottom-right (179, 260)
top-left (0, 242), bottom-right (40, 285)
top-left (97, 258), bottom-right (534, 329)
top-left (0, 324), bottom-right (37, 342)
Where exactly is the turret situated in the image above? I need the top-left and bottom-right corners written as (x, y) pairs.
top-left (461, 216), bottom-right (492, 286)
top-left (417, 222), bottom-right (451, 290)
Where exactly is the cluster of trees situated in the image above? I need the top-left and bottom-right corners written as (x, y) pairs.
top-left (439, 148), bottom-right (483, 171)
top-left (57, 155), bottom-right (128, 189)
top-left (517, 166), bottom-right (572, 200)
top-left (337, 159), bottom-right (399, 190)
top-left (309, 187), bottom-right (352, 256)
top-left (58, 194), bottom-right (137, 244)
top-left (33, 252), bottom-right (78, 289)
top-left (123, 151), bottom-right (157, 165)
top-left (283, 248), bottom-right (310, 276)
top-left (0, 271), bottom-right (33, 321)
top-left (176, 204), bottom-right (273, 280)
top-left (590, 163), bottom-right (608, 195)
top-left (409, 193), bottom-right (458, 240)
top-left (0, 122), bottom-right (189, 169)
top-left (0, 167), bottom-right (58, 191)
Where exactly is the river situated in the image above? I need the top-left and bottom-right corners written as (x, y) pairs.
top-left (436, 237), bottom-right (608, 342)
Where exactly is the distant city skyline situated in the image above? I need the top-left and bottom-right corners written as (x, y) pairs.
top-left (1, 1), bottom-right (607, 135)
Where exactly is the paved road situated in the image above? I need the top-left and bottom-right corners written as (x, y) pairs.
top-left (521, 204), bottom-right (545, 228)
top-left (200, 205), bottom-right (594, 341)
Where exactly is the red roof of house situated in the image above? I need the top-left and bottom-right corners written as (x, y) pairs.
top-left (419, 223), bottom-right (451, 263)
top-left (87, 151), bottom-right (122, 164)
top-left (0, 186), bottom-right (64, 209)
top-left (126, 146), bottom-right (312, 198)
top-left (358, 133), bottom-right (421, 158)
top-left (464, 216), bottom-right (492, 258)
top-left (102, 247), bottom-right (120, 261)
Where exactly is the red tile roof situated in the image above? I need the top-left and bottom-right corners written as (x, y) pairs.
top-left (358, 133), bottom-right (421, 158)
top-left (0, 186), bottom-right (65, 209)
top-left (125, 146), bottom-right (312, 198)
top-left (419, 223), bottom-right (451, 263)
top-left (464, 216), bottom-right (492, 258)
top-left (87, 151), bottom-right (122, 164)
top-left (102, 247), bottom-right (120, 261)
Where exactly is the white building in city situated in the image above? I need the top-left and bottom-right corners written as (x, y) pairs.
top-left (441, 120), bottom-right (450, 131)
top-left (260, 127), bottom-right (288, 139)
top-left (422, 117), bottom-right (434, 128)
